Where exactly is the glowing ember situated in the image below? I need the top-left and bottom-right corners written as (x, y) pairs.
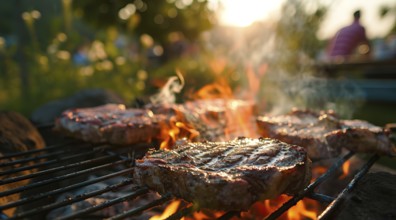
top-left (188, 210), bottom-right (225, 220)
top-left (149, 200), bottom-right (181, 220)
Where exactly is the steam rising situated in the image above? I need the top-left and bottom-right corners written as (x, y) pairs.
top-left (266, 72), bottom-right (365, 119)
top-left (150, 70), bottom-right (185, 105)
top-left (205, 1), bottom-right (365, 119)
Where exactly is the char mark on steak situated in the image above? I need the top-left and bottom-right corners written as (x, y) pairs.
top-left (133, 137), bottom-right (311, 211)
top-left (256, 109), bottom-right (395, 160)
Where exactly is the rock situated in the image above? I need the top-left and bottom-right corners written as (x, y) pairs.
top-left (332, 172), bottom-right (396, 220)
top-left (31, 89), bottom-right (125, 125)
top-left (0, 111), bottom-right (45, 154)
top-left (0, 111), bottom-right (46, 217)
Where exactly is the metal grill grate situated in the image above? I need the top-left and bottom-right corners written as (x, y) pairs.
top-left (0, 125), bottom-right (385, 220)
top-left (0, 126), bottom-right (174, 220)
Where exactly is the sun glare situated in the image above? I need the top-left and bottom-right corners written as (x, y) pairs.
top-left (219, 0), bottom-right (282, 27)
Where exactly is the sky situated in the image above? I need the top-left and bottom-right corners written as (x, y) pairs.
top-left (214, 0), bottom-right (396, 40)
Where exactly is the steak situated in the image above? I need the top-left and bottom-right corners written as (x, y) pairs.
top-left (54, 104), bottom-right (164, 145)
top-left (326, 119), bottom-right (396, 156)
top-left (55, 99), bottom-right (255, 145)
top-left (133, 137), bottom-right (311, 211)
top-left (256, 109), bottom-right (395, 160)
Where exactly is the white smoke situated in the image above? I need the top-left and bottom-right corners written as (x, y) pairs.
top-left (150, 70), bottom-right (185, 105)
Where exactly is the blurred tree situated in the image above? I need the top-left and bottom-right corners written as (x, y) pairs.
top-left (273, 0), bottom-right (327, 73)
top-left (380, 4), bottom-right (396, 35)
top-left (72, 0), bottom-right (215, 45)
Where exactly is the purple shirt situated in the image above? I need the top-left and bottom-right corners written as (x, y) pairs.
top-left (328, 20), bottom-right (368, 57)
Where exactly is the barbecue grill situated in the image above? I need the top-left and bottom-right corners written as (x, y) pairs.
top-left (0, 124), bottom-right (392, 220)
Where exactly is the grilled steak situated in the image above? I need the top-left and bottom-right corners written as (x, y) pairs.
top-left (55, 99), bottom-right (255, 145)
top-left (54, 104), bottom-right (164, 145)
top-left (133, 137), bottom-right (311, 211)
top-left (326, 119), bottom-right (396, 156)
top-left (256, 109), bottom-right (395, 159)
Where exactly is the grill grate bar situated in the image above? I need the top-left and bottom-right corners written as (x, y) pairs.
top-left (0, 140), bottom-right (79, 160)
top-left (106, 193), bottom-right (173, 220)
top-left (0, 154), bottom-right (117, 185)
top-left (318, 154), bottom-right (380, 220)
top-left (0, 167), bottom-right (136, 211)
top-left (0, 158), bottom-right (133, 197)
top-left (8, 179), bottom-right (135, 219)
top-left (264, 151), bottom-right (355, 220)
top-left (0, 148), bottom-right (89, 168)
top-left (58, 187), bottom-right (150, 220)
top-left (0, 149), bottom-right (105, 177)
top-left (305, 193), bottom-right (334, 204)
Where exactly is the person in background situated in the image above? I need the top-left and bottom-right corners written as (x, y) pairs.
top-left (326, 10), bottom-right (370, 62)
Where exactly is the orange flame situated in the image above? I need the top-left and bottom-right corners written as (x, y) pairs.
top-left (339, 160), bottom-right (351, 179)
top-left (190, 210), bottom-right (225, 220)
top-left (159, 110), bottom-right (200, 149)
top-left (154, 63), bottom-right (331, 219)
top-left (193, 81), bottom-right (234, 100)
top-left (191, 81), bottom-right (258, 141)
top-left (240, 196), bottom-right (320, 220)
top-left (245, 63), bottom-right (267, 101)
top-left (287, 199), bottom-right (318, 220)
top-left (149, 200), bottom-right (181, 220)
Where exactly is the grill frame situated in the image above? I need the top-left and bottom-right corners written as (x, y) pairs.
top-left (0, 124), bottom-right (388, 220)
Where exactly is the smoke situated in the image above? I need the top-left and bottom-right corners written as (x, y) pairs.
top-left (265, 71), bottom-right (365, 119)
top-left (150, 70), bottom-right (185, 105)
top-left (204, 1), bottom-right (366, 119)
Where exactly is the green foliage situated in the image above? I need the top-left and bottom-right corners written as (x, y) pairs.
top-left (0, 0), bottom-right (223, 116)
top-left (273, 0), bottom-right (327, 73)
top-left (72, 0), bottom-right (215, 45)
top-left (378, 4), bottom-right (396, 35)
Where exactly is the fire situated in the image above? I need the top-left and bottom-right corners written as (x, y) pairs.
top-left (287, 199), bottom-right (318, 220)
top-left (149, 200), bottom-right (181, 220)
top-left (237, 195), bottom-right (320, 220)
top-left (311, 165), bottom-right (327, 183)
top-left (159, 110), bottom-right (200, 149)
top-left (339, 160), bottom-right (351, 179)
top-left (193, 81), bottom-right (234, 100)
top-left (187, 210), bottom-right (225, 220)
top-left (155, 196), bottom-right (321, 220)
top-left (154, 65), bottom-right (328, 219)
top-left (191, 81), bottom-right (258, 140)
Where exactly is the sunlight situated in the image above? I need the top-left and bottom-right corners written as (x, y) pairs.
top-left (218, 0), bottom-right (282, 27)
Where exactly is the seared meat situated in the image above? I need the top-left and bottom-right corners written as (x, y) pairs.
top-left (256, 109), bottom-right (395, 159)
top-left (256, 109), bottom-right (341, 160)
top-left (133, 137), bottom-right (311, 211)
top-left (55, 99), bottom-right (255, 145)
top-left (326, 119), bottom-right (395, 156)
top-left (55, 104), bottom-right (164, 145)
